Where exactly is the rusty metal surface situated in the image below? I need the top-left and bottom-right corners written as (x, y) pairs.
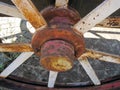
top-left (40, 40), bottom-right (75, 72)
top-left (32, 27), bottom-right (85, 58)
top-left (32, 5), bottom-right (85, 58)
top-left (41, 6), bottom-right (80, 25)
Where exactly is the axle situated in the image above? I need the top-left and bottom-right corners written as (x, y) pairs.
top-left (40, 40), bottom-right (74, 72)
top-left (31, 6), bottom-right (85, 72)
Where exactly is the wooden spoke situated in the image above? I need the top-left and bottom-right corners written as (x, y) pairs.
top-left (80, 49), bottom-right (120, 64)
top-left (96, 17), bottom-right (120, 28)
top-left (1, 2), bottom-right (119, 28)
top-left (78, 58), bottom-right (101, 85)
top-left (0, 2), bottom-right (25, 19)
top-left (55, 0), bottom-right (69, 7)
top-left (74, 0), bottom-right (120, 34)
top-left (11, 0), bottom-right (47, 29)
top-left (0, 43), bottom-right (33, 52)
top-left (48, 71), bottom-right (58, 88)
top-left (0, 52), bottom-right (34, 78)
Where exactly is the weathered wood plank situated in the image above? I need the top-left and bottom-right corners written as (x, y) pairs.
top-left (0, 2), bottom-right (24, 19)
top-left (48, 71), bottom-right (58, 88)
top-left (11, 0), bottom-right (47, 29)
top-left (55, 0), bottom-right (69, 7)
top-left (78, 58), bottom-right (101, 85)
top-left (80, 49), bottom-right (120, 64)
top-left (96, 17), bottom-right (120, 28)
top-left (0, 52), bottom-right (34, 78)
top-left (0, 43), bottom-right (33, 52)
top-left (74, 0), bottom-right (120, 34)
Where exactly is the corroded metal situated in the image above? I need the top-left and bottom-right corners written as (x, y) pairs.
top-left (32, 6), bottom-right (85, 57)
top-left (40, 40), bottom-right (74, 72)
top-left (32, 6), bottom-right (85, 71)
top-left (41, 6), bottom-right (80, 25)
top-left (32, 28), bottom-right (85, 58)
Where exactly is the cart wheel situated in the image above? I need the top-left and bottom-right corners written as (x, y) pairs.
top-left (0, 0), bottom-right (120, 89)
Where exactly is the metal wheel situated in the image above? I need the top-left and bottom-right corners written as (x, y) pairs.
top-left (0, 0), bottom-right (120, 89)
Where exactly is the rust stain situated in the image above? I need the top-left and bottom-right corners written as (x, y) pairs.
top-left (40, 56), bottom-right (73, 72)
top-left (12, 0), bottom-right (47, 29)
top-left (96, 17), bottom-right (120, 28)
top-left (107, 17), bottom-right (120, 26)
top-left (31, 6), bottom-right (85, 72)
top-left (0, 43), bottom-right (33, 52)
top-left (79, 49), bottom-right (120, 64)
top-left (41, 6), bottom-right (80, 25)
top-left (82, 21), bottom-right (85, 24)
top-left (40, 40), bottom-right (74, 72)
top-left (32, 28), bottom-right (85, 58)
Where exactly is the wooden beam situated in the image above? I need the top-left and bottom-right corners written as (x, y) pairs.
top-left (78, 58), bottom-right (101, 85)
top-left (11, 0), bottom-right (47, 29)
top-left (80, 49), bottom-right (120, 64)
top-left (0, 2), bottom-right (24, 19)
top-left (0, 52), bottom-right (34, 78)
top-left (48, 71), bottom-right (58, 88)
top-left (0, 43), bottom-right (33, 52)
top-left (55, 0), bottom-right (69, 7)
top-left (96, 17), bottom-right (120, 28)
top-left (74, 0), bottom-right (120, 34)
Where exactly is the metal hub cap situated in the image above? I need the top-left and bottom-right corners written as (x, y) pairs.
top-left (31, 6), bottom-right (85, 72)
top-left (40, 40), bottom-right (75, 72)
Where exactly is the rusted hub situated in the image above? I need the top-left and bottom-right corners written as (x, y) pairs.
top-left (41, 6), bottom-right (80, 25)
top-left (32, 28), bottom-right (85, 58)
top-left (31, 6), bottom-right (85, 72)
top-left (40, 40), bottom-right (75, 72)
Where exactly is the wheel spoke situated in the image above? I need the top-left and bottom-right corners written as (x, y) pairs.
top-left (0, 52), bottom-right (34, 78)
top-left (55, 0), bottom-right (69, 7)
top-left (78, 58), bottom-right (101, 85)
top-left (81, 49), bottom-right (120, 64)
top-left (74, 0), bottom-right (120, 34)
top-left (48, 71), bottom-right (58, 88)
top-left (0, 2), bottom-right (24, 19)
top-left (11, 0), bottom-right (47, 29)
top-left (0, 43), bottom-right (33, 52)
top-left (96, 17), bottom-right (120, 28)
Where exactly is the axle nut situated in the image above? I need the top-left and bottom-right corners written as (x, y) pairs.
top-left (40, 40), bottom-right (75, 72)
